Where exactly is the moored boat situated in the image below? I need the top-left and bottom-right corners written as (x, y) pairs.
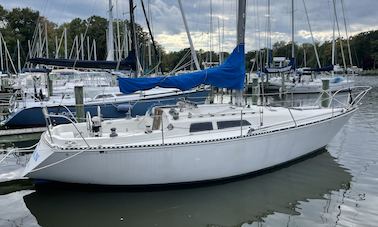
top-left (22, 0), bottom-right (371, 186)
top-left (22, 90), bottom-right (369, 185)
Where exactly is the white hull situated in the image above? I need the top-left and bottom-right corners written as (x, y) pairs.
top-left (24, 109), bottom-right (355, 185)
top-left (287, 80), bottom-right (354, 94)
top-left (269, 79), bottom-right (354, 94)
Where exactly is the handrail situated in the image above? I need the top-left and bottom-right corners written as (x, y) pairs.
top-left (45, 114), bottom-right (90, 147)
top-left (57, 105), bottom-right (78, 123)
top-left (0, 142), bottom-right (38, 165)
top-left (330, 86), bottom-right (372, 109)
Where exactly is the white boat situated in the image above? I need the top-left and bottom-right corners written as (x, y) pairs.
top-left (269, 75), bottom-right (355, 94)
top-left (11, 68), bottom-right (116, 96)
top-left (21, 0), bottom-right (371, 186)
top-left (22, 86), bottom-right (370, 185)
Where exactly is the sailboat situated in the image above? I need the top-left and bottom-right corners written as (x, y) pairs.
top-left (22, 0), bottom-right (370, 186)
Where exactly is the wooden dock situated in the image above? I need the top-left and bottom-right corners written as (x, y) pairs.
top-left (0, 127), bottom-right (45, 144)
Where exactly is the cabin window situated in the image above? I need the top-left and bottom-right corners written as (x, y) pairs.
top-left (217, 120), bottom-right (251, 129)
top-left (189, 122), bottom-right (213, 133)
top-left (95, 94), bottom-right (114, 99)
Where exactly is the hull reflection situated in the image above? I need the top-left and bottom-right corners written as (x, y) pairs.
top-left (23, 150), bottom-right (351, 227)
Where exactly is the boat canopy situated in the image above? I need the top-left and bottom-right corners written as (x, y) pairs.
top-left (28, 51), bottom-right (137, 70)
top-left (118, 44), bottom-right (245, 94)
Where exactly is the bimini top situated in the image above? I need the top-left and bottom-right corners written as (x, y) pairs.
top-left (118, 44), bottom-right (245, 94)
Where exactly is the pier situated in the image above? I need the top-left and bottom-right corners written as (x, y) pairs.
top-left (0, 127), bottom-right (45, 144)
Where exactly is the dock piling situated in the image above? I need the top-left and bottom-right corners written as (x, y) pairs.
top-left (321, 79), bottom-right (330, 108)
top-left (75, 86), bottom-right (84, 122)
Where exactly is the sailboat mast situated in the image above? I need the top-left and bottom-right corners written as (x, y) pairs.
top-left (106, 0), bottom-right (115, 61)
top-left (341, 0), bottom-right (353, 67)
top-left (302, 0), bottom-right (321, 68)
top-left (178, 0), bottom-right (200, 70)
top-left (332, 11), bottom-right (336, 67)
top-left (332, 0), bottom-right (347, 71)
top-left (0, 38), bottom-right (3, 72)
top-left (235, 0), bottom-right (246, 106)
top-left (291, 0), bottom-right (295, 59)
top-left (130, 0), bottom-right (141, 77)
top-left (209, 0), bottom-right (213, 64)
top-left (266, 0), bottom-right (271, 66)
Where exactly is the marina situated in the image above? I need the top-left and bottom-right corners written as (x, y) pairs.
top-left (0, 76), bottom-right (377, 226)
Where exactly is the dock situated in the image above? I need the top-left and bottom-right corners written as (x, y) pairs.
top-left (0, 127), bottom-right (45, 144)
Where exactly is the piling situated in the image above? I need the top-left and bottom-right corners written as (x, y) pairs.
top-left (280, 72), bottom-right (285, 97)
top-left (251, 78), bottom-right (259, 105)
top-left (47, 73), bottom-right (53, 97)
top-left (321, 79), bottom-right (330, 108)
top-left (74, 86), bottom-right (84, 122)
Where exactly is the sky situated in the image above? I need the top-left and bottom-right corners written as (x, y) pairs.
top-left (1, 0), bottom-right (377, 53)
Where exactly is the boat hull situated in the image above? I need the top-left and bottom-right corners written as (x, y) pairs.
top-left (24, 109), bottom-right (355, 185)
top-left (286, 81), bottom-right (355, 94)
top-left (2, 89), bottom-right (208, 128)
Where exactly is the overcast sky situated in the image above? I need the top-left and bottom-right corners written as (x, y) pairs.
top-left (1, 0), bottom-right (377, 52)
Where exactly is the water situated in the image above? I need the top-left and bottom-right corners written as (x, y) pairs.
top-left (0, 76), bottom-right (377, 227)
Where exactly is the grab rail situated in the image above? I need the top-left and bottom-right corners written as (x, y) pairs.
top-left (42, 109), bottom-right (90, 147)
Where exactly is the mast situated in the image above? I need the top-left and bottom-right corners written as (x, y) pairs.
top-left (64, 28), bottom-right (68, 59)
top-left (123, 23), bottom-right (129, 58)
top-left (87, 36), bottom-right (91, 60)
top-left (116, 0), bottom-right (121, 61)
top-left (221, 0), bottom-right (225, 64)
top-left (235, 0), bottom-right (246, 106)
top-left (266, 0), bottom-right (271, 66)
top-left (291, 0), bottom-right (295, 59)
top-left (332, 0), bottom-right (347, 71)
top-left (45, 22), bottom-right (49, 58)
top-left (130, 0), bottom-right (141, 77)
top-left (332, 10), bottom-right (336, 67)
top-left (341, 0), bottom-right (353, 67)
top-left (0, 37), bottom-right (3, 72)
top-left (209, 0), bottom-right (213, 64)
top-left (93, 39), bottom-right (97, 60)
top-left (218, 18), bottom-right (221, 64)
top-left (178, 0), bottom-right (200, 70)
top-left (302, 0), bottom-right (321, 68)
top-left (17, 39), bottom-right (21, 73)
top-left (80, 33), bottom-right (85, 60)
top-left (107, 0), bottom-right (115, 61)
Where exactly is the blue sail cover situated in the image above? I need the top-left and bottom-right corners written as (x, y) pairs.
top-left (118, 44), bottom-right (245, 94)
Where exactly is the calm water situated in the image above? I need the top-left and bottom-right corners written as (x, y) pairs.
top-left (0, 76), bottom-right (377, 227)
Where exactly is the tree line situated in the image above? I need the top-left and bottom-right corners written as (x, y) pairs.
top-left (0, 5), bottom-right (377, 74)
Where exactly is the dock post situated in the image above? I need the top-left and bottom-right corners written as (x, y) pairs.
top-left (321, 79), bottom-right (330, 108)
top-left (251, 78), bottom-right (259, 105)
top-left (47, 72), bottom-right (53, 98)
top-left (280, 72), bottom-right (285, 97)
top-left (75, 86), bottom-right (84, 122)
